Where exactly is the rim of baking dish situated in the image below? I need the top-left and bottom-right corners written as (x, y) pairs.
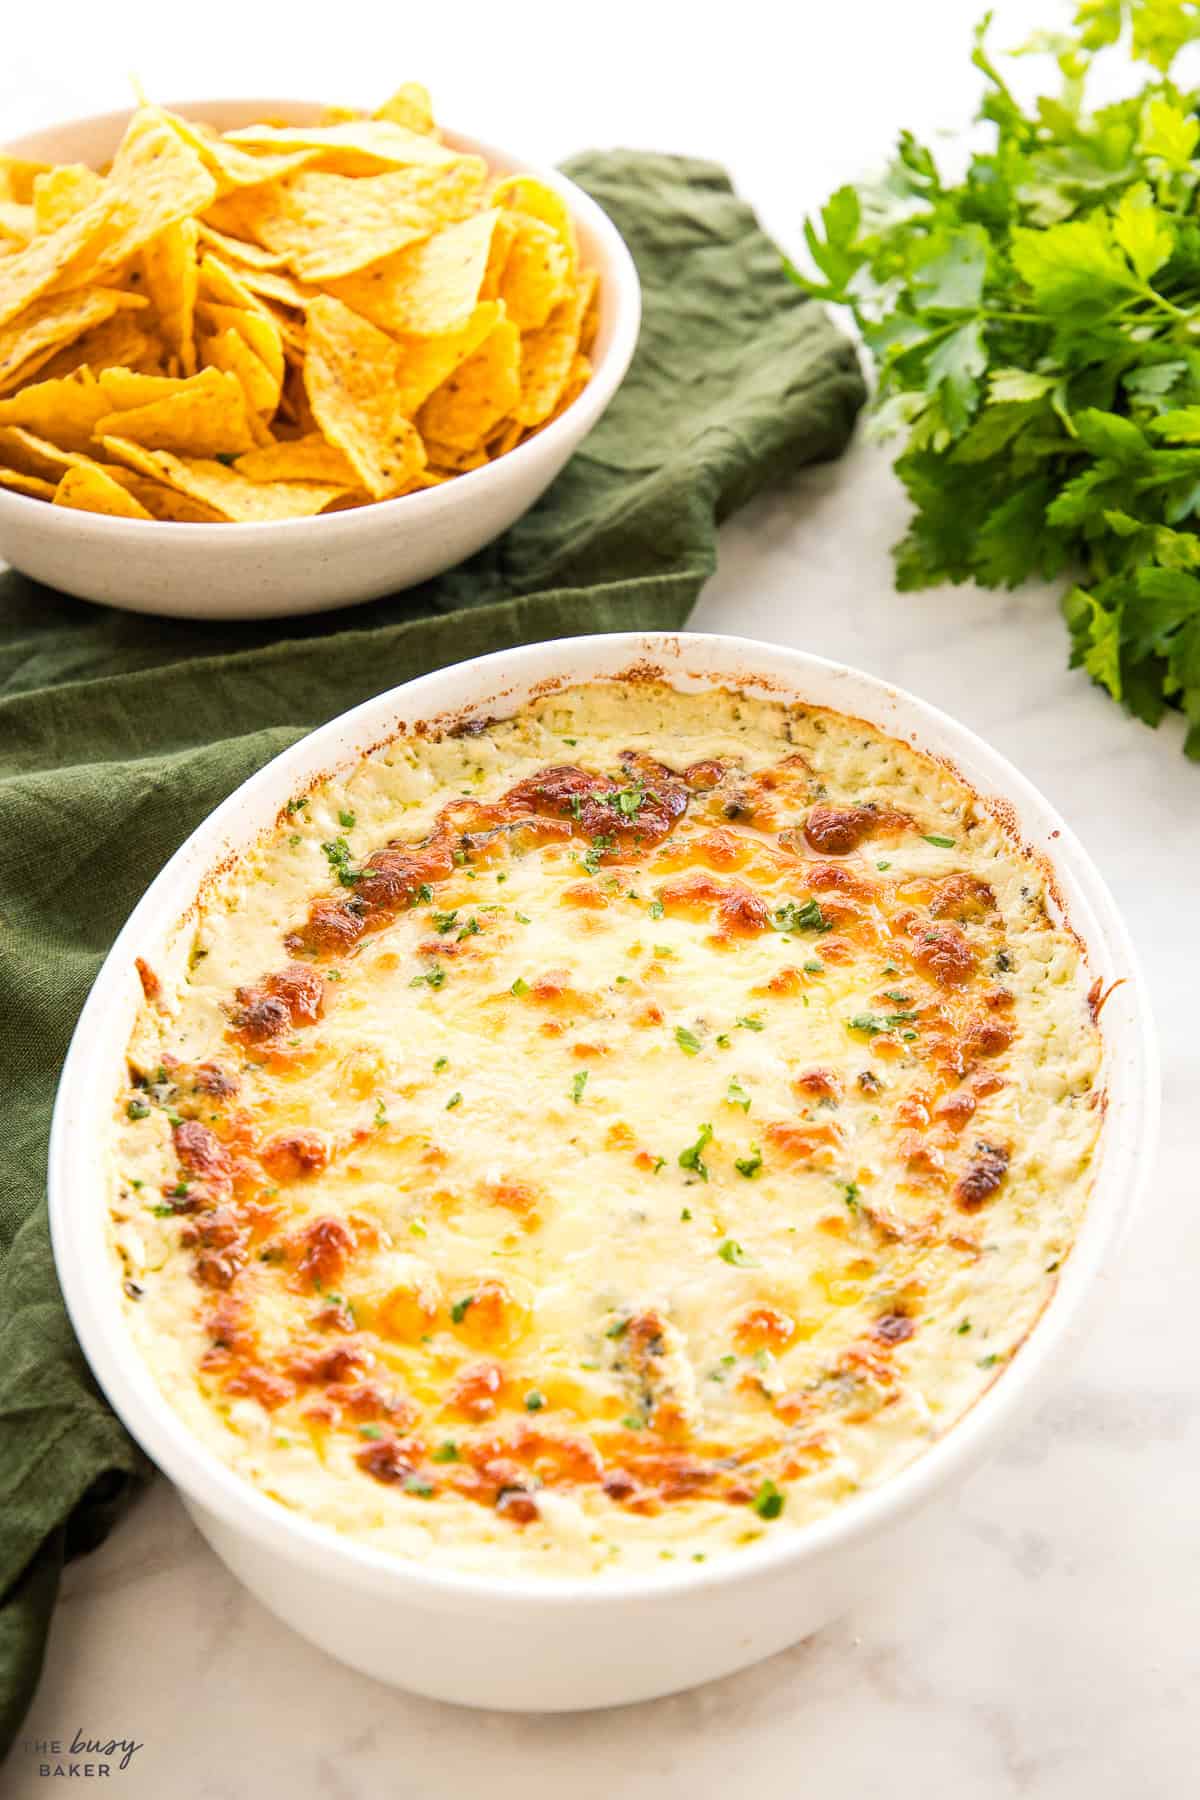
top-left (49, 632), bottom-right (1159, 1606)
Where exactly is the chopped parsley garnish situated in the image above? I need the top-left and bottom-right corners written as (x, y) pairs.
top-left (923, 834), bottom-right (956, 849)
top-left (404, 1477), bottom-right (435, 1498)
top-left (621, 1415), bottom-right (646, 1431)
top-left (648, 897), bottom-right (665, 920)
top-left (410, 965), bottom-right (446, 989)
top-left (718, 1238), bottom-right (754, 1266)
top-left (450, 1295), bottom-right (475, 1324)
top-left (774, 897), bottom-right (832, 933)
top-left (734, 1146), bottom-right (762, 1178)
top-left (445, 1090), bottom-right (463, 1110)
top-left (511, 976), bottom-right (530, 997)
top-left (605, 1316), bottom-right (630, 1339)
top-left (373, 1097), bottom-right (387, 1128)
top-left (726, 1078), bottom-right (751, 1112)
top-left (170, 1181), bottom-right (189, 1198)
top-left (848, 1013), bottom-right (887, 1037)
top-left (338, 809), bottom-right (357, 829)
top-left (876, 859), bottom-right (891, 871)
top-left (358, 1425), bottom-right (383, 1440)
top-left (736, 1015), bottom-right (764, 1032)
top-left (414, 882), bottom-right (433, 904)
top-left (582, 834), bottom-right (615, 874)
top-left (457, 918), bottom-right (480, 940)
top-left (803, 960), bottom-right (824, 974)
top-left (608, 780), bottom-right (646, 818)
top-left (843, 1181), bottom-right (860, 1209)
top-left (432, 909), bottom-right (459, 933)
top-left (126, 1096), bottom-right (151, 1120)
top-left (321, 837), bottom-right (364, 887)
top-left (151, 1203), bottom-right (174, 1217)
top-left (571, 1070), bottom-right (589, 1104)
top-left (433, 1055), bottom-right (448, 1071)
top-left (957, 1318), bottom-right (972, 1334)
top-left (524, 1390), bottom-right (546, 1412)
top-left (978, 1352), bottom-right (1001, 1369)
top-left (678, 1122), bottom-right (713, 1181)
top-left (752, 1479), bottom-right (785, 1521)
top-left (674, 1025), bottom-right (702, 1056)
top-left (681, 1207), bottom-right (692, 1220)
top-left (432, 1441), bottom-right (459, 1462)
top-left (515, 911), bottom-right (531, 924)
top-left (285, 795), bottom-right (308, 815)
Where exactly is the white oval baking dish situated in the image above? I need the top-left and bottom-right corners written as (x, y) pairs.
top-left (48, 632), bottom-right (1158, 1710)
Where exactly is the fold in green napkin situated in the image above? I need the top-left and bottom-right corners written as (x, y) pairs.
top-left (0, 149), bottom-right (864, 1752)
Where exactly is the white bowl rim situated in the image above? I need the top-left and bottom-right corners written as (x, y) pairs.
top-left (0, 97), bottom-right (642, 537)
top-left (48, 630), bottom-right (1159, 1607)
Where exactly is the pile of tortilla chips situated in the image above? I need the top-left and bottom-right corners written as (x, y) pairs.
top-left (0, 85), bottom-right (599, 523)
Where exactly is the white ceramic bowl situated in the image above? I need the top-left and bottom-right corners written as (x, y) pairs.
top-left (49, 633), bottom-right (1158, 1710)
top-left (0, 100), bottom-right (641, 621)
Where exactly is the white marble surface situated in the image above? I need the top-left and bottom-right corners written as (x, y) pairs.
top-left (5, 3), bottom-right (1197, 1795)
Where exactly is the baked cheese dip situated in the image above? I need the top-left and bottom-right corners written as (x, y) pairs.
top-left (109, 680), bottom-right (1104, 1576)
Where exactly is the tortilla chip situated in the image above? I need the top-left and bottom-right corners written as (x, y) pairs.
top-left (53, 463), bottom-right (154, 518)
top-left (140, 217), bottom-right (199, 373)
top-left (35, 312), bottom-right (162, 384)
top-left (0, 465), bottom-right (54, 499)
top-left (0, 202), bottom-right (33, 248)
top-left (303, 294), bottom-right (425, 498)
top-left (533, 352), bottom-right (592, 434)
top-left (0, 423), bottom-right (118, 483)
top-left (84, 107), bottom-right (216, 279)
top-left (223, 119), bottom-right (460, 175)
top-left (416, 316), bottom-right (520, 449)
top-left (0, 287), bottom-right (147, 395)
top-left (423, 441), bottom-right (490, 473)
top-left (234, 267), bottom-right (319, 312)
top-left (198, 324), bottom-right (278, 414)
top-left (391, 300), bottom-right (503, 415)
top-left (0, 367), bottom-right (111, 450)
top-left (196, 221), bottom-right (289, 269)
top-left (158, 110), bottom-right (314, 195)
top-left (0, 156), bottom-right (48, 205)
top-left (197, 250), bottom-right (276, 318)
top-left (100, 434), bottom-right (348, 519)
top-left (492, 174), bottom-right (578, 282)
top-left (33, 164), bottom-right (105, 234)
top-left (197, 300), bottom-right (284, 387)
top-left (94, 365), bottom-right (256, 455)
top-left (225, 159), bottom-right (487, 283)
top-left (512, 271), bottom-right (596, 427)
top-left (487, 417), bottom-right (524, 458)
top-left (0, 192), bottom-right (113, 330)
top-left (373, 84), bottom-right (439, 136)
top-left (327, 209), bottom-right (503, 335)
top-left (119, 474), bottom-right (223, 521)
top-left (234, 432), bottom-right (358, 485)
top-left (498, 213), bottom-right (571, 330)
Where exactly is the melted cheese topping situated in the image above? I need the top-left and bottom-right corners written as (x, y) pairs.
top-left (109, 682), bottom-right (1103, 1576)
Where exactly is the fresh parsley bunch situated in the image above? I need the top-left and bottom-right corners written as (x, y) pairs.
top-left (794, 0), bottom-right (1200, 755)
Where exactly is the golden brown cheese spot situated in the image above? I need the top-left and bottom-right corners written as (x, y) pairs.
top-left (231, 962), bottom-right (325, 1043)
top-left (291, 1215), bottom-right (355, 1290)
top-left (907, 922), bottom-right (977, 989)
top-left (734, 1305), bottom-right (795, 1352)
top-left (450, 1360), bottom-right (506, 1420)
top-left (929, 873), bottom-right (996, 921)
top-left (657, 870), bottom-right (772, 937)
top-left (260, 1129), bottom-right (329, 1181)
top-left (804, 803), bottom-right (908, 856)
top-left (954, 1142), bottom-right (1011, 1211)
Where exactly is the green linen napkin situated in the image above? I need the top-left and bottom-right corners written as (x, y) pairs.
top-left (0, 149), bottom-right (864, 1752)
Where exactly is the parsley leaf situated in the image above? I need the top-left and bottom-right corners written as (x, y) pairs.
top-left (678, 1123), bottom-right (713, 1181)
top-left (793, 5), bottom-right (1200, 758)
